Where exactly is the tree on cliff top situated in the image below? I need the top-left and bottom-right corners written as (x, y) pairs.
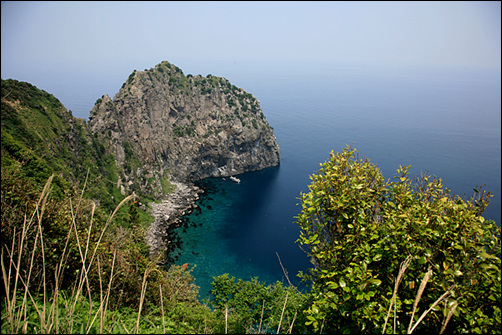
top-left (296, 146), bottom-right (501, 333)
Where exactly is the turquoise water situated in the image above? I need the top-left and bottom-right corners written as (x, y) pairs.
top-left (171, 168), bottom-right (309, 299)
top-left (170, 67), bottom-right (501, 299)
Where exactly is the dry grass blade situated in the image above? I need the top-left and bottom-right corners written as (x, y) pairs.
top-left (1, 226), bottom-right (21, 333)
top-left (277, 291), bottom-right (289, 334)
top-left (36, 174), bottom-right (54, 220)
top-left (88, 192), bottom-right (136, 270)
top-left (288, 310), bottom-right (298, 334)
top-left (160, 285), bottom-right (166, 334)
top-left (76, 168), bottom-right (90, 216)
top-left (258, 300), bottom-right (265, 334)
top-left (408, 285), bottom-right (456, 334)
top-left (440, 300), bottom-right (458, 334)
top-left (382, 255), bottom-right (413, 334)
top-left (103, 249), bottom-right (117, 332)
top-left (407, 267), bottom-right (433, 333)
top-left (86, 256), bottom-right (104, 334)
top-left (276, 252), bottom-right (300, 293)
top-left (135, 266), bottom-right (159, 334)
top-left (121, 320), bottom-right (131, 334)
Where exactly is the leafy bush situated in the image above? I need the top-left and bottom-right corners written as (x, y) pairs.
top-left (209, 274), bottom-right (309, 333)
top-left (296, 146), bottom-right (501, 333)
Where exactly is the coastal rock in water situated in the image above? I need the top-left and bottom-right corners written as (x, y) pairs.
top-left (88, 61), bottom-right (280, 192)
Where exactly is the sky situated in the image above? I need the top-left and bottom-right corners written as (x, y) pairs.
top-left (1, 1), bottom-right (501, 118)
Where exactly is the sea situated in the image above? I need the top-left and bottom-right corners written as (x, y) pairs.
top-left (168, 65), bottom-right (501, 299)
top-left (12, 63), bottom-right (501, 300)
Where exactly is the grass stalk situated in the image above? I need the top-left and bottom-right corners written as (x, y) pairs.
top-left (88, 193), bottom-right (136, 272)
top-left (102, 249), bottom-right (117, 332)
top-left (382, 255), bottom-right (412, 334)
top-left (287, 310), bottom-right (298, 334)
top-left (121, 320), bottom-right (131, 334)
top-left (258, 300), bottom-right (265, 334)
top-left (36, 191), bottom-right (49, 332)
top-left (135, 266), bottom-right (158, 334)
top-left (407, 267), bottom-right (432, 333)
top-left (277, 291), bottom-right (289, 334)
top-left (439, 300), bottom-right (458, 334)
top-left (408, 285), bottom-right (455, 334)
top-left (1, 226), bottom-right (20, 333)
top-left (160, 285), bottom-right (166, 334)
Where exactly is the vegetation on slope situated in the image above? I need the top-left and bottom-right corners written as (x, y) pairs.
top-left (1, 79), bottom-right (123, 210)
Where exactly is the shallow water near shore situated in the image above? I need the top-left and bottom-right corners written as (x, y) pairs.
top-left (170, 66), bottom-right (501, 300)
top-left (170, 168), bottom-right (310, 299)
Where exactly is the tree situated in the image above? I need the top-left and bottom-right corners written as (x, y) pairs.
top-left (296, 146), bottom-right (501, 333)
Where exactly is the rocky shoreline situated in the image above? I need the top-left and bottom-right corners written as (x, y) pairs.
top-left (146, 180), bottom-right (203, 258)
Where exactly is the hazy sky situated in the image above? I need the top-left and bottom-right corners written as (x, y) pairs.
top-left (1, 1), bottom-right (501, 117)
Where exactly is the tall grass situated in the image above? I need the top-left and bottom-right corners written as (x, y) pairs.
top-left (0, 174), bottom-right (147, 334)
top-left (382, 256), bottom-right (458, 334)
top-left (1, 173), bottom-right (305, 334)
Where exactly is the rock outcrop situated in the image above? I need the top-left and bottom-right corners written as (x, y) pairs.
top-left (88, 61), bottom-right (280, 256)
top-left (89, 61), bottom-right (280, 196)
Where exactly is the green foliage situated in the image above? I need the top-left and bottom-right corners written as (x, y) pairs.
top-left (159, 175), bottom-right (176, 194)
top-left (227, 98), bottom-right (236, 108)
top-left (172, 124), bottom-right (196, 137)
top-left (1, 79), bottom-right (125, 212)
top-left (209, 274), bottom-right (309, 333)
top-left (296, 146), bottom-right (501, 333)
top-left (127, 70), bottom-right (136, 84)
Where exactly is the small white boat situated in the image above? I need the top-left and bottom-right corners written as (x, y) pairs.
top-left (230, 176), bottom-right (241, 183)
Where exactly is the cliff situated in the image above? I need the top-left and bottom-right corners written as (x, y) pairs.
top-left (3, 62), bottom-right (281, 256)
top-left (89, 61), bottom-right (280, 197)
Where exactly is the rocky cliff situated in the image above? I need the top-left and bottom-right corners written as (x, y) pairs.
top-left (89, 61), bottom-right (280, 196)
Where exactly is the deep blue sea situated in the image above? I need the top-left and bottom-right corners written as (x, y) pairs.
top-left (168, 66), bottom-right (501, 299)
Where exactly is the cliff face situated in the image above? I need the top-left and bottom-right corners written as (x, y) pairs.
top-left (89, 61), bottom-right (280, 194)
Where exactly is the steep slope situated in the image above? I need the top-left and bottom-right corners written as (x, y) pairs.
top-left (1, 79), bottom-right (121, 207)
top-left (88, 61), bottom-right (280, 192)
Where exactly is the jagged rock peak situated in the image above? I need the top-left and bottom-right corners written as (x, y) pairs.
top-left (89, 60), bottom-right (280, 192)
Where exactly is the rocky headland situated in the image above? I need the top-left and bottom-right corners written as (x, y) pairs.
top-left (88, 61), bottom-right (281, 256)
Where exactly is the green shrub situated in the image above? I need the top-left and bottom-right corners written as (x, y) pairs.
top-left (209, 274), bottom-right (309, 333)
top-left (296, 146), bottom-right (501, 333)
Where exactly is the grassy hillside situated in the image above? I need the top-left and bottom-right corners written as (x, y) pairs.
top-left (1, 79), bottom-right (127, 209)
